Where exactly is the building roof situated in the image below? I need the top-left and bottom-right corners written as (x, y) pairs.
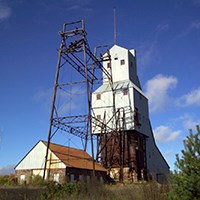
top-left (42, 141), bottom-right (107, 172)
top-left (93, 80), bottom-right (146, 98)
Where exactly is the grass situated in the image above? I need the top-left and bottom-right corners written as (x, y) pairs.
top-left (39, 180), bottom-right (169, 200)
top-left (0, 175), bottom-right (169, 200)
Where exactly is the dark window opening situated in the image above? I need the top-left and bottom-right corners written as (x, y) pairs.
top-left (107, 62), bottom-right (111, 68)
top-left (120, 59), bottom-right (125, 65)
top-left (97, 115), bottom-right (101, 120)
top-left (96, 94), bottom-right (101, 100)
top-left (123, 88), bottom-right (128, 95)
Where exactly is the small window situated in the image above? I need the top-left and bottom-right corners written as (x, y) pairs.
top-left (123, 88), bottom-right (128, 95)
top-left (120, 59), bottom-right (125, 65)
top-left (114, 57), bottom-right (118, 60)
top-left (79, 175), bottom-right (83, 181)
top-left (97, 115), bottom-right (101, 120)
top-left (96, 94), bottom-right (101, 100)
top-left (70, 174), bottom-right (75, 182)
top-left (54, 173), bottom-right (59, 183)
top-left (20, 175), bottom-right (25, 183)
top-left (107, 62), bottom-right (111, 68)
top-left (87, 175), bottom-right (90, 182)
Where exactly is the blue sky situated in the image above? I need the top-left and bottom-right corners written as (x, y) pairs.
top-left (0, 0), bottom-right (200, 175)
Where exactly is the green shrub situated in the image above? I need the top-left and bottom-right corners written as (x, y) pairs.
top-left (0, 175), bottom-right (17, 186)
top-left (40, 182), bottom-right (81, 200)
top-left (28, 175), bottom-right (46, 186)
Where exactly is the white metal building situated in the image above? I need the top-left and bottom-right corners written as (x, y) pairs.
top-left (92, 45), bottom-right (169, 182)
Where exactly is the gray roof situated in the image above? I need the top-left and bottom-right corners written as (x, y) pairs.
top-left (93, 80), bottom-right (146, 98)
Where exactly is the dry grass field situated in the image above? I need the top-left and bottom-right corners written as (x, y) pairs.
top-left (0, 180), bottom-right (168, 200)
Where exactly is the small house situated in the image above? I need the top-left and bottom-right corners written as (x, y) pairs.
top-left (15, 140), bottom-right (107, 184)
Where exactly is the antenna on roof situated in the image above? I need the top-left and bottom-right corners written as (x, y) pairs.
top-left (114, 8), bottom-right (117, 45)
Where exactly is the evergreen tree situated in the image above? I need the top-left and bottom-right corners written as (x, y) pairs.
top-left (169, 125), bottom-right (200, 200)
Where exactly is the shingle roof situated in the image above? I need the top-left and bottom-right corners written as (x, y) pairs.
top-left (42, 141), bottom-right (107, 172)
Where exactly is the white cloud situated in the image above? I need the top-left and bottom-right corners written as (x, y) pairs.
top-left (139, 41), bottom-right (157, 66)
top-left (0, 165), bottom-right (15, 175)
top-left (153, 125), bottom-right (181, 144)
top-left (193, 0), bottom-right (200, 5)
top-left (67, 4), bottom-right (93, 12)
top-left (177, 87), bottom-right (200, 107)
top-left (0, 3), bottom-right (11, 21)
top-left (179, 20), bottom-right (200, 37)
top-left (179, 114), bottom-right (200, 130)
top-left (155, 22), bottom-right (169, 33)
top-left (33, 88), bottom-right (52, 111)
top-left (191, 20), bottom-right (200, 29)
top-left (144, 74), bottom-right (178, 113)
top-left (138, 22), bottom-right (169, 67)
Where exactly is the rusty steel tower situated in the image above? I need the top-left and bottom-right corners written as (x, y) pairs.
top-left (43, 20), bottom-right (114, 180)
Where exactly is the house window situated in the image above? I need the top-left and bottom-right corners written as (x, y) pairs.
top-left (123, 88), bottom-right (128, 95)
top-left (79, 175), bottom-right (83, 181)
top-left (54, 173), bottom-right (59, 183)
top-left (86, 175), bottom-right (90, 182)
top-left (96, 94), bottom-right (101, 100)
top-left (120, 59), bottom-right (125, 65)
top-left (70, 174), bottom-right (75, 182)
top-left (20, 175), bottom-right (25, 183)
top-left (107, 62), bottom-right (111, 68)
top-left (100, 176), bottom-right (103, 183)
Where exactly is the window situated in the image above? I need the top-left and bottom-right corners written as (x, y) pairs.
top-left (123, 88), bottom-right (128, 95)
top-left (70, 174), bottom-right (75, 182)
top-left (120, 59), bottom-right (125, 65)
top-left (96, 94), bottom-right (101, 100)
top-left (100, 176), bottom-right (103, 183)
top-left (79, 175), bottom-right (83, 181)
top-left (54, 173), bottom-right (59, 183)
top-left (20, 175), bottom-right (25, 183)
top-left (107, 62), bottom-right (111, 68)
top-left (97, 115), bottom-right (101, 120)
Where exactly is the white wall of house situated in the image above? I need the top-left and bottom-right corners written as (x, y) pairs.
top-left (15, 141), bottom-right (65, 170)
